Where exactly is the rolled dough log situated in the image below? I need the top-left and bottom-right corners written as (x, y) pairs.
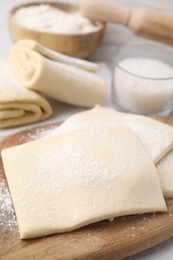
top-left (8, 40), bottom-right (106, 108)
top-left (10, 40), bottom-right (100, 72)
top-left (0, 59), bottom-right (52, 129)
top-left (2, 127), bottom-right (166, 239)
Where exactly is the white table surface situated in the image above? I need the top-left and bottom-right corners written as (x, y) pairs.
top-left (1, 0), bottom-right (173, 259)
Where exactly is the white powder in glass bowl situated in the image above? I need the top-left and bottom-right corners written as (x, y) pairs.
top-left (113, 58), bottom-right (173, 115)
top-left (13, 4), bottom-right (102, 34)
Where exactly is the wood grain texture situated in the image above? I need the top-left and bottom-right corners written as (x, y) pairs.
top-left (1, 117), bottom-right (173, 260)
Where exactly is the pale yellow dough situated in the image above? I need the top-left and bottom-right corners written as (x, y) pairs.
top-left (8, 40), bottom-right (106, 108)
top-left (156, 150), bottom-right (173, 198)
top-left (2, 128), bottom-right (166, 239)
top-left (49, 106), bottom-right (173, 198)
top-left (0, 59), bottom-right (52, 128)
top-left (48, 106), bottom-right (173, 164)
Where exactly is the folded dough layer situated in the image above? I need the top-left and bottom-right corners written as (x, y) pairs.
top-left (8, 40), bottom-right (106, 108)
top-left (9, 40), bottom-right (100, 72)
top-left (2, 127), bottom-right (166, 239)
top-left (0, 59), bottom-right (52, 129)
top-left (45, 106), bottom-right (173, 198)
top-left (156, 150), bottom-right (173, 198)
top-left (45, 105), bottom-right (173, 164)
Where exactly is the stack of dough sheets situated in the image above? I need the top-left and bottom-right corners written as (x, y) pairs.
top-left (2, 105), bottom-right (173, 239)
top-left (51, 106), bottom-right (173, 198)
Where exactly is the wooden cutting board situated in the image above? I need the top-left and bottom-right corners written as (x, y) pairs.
top-left (1, 116), bottom-right (173, 260)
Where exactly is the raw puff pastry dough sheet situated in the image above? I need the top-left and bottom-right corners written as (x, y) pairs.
top-left (44, 106), bottom-right (173, 198)
top-left (2, 127), bottom-right (166, 239)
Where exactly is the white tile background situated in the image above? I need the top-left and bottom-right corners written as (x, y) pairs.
top-left (1, 1), bottom-right (173, 259)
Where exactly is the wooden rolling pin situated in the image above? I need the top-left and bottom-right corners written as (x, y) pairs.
top-left (80, 0), bottom-right (173, 44)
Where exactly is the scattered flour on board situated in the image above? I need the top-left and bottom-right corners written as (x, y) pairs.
top-left (0, 177), bottom-right (17, 232)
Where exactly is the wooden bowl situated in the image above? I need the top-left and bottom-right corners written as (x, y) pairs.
top-left (8, 1), bottom-right (105, 59)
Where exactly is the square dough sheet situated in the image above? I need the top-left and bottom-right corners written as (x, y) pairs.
top-left (2, 127), bottom-right (166, 239)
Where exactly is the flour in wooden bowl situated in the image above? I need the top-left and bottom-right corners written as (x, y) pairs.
top-left (13, 4), bottom-right (102, 34)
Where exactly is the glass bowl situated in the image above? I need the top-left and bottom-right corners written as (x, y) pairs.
top-left (112, 41), bottom-right (173, 115)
